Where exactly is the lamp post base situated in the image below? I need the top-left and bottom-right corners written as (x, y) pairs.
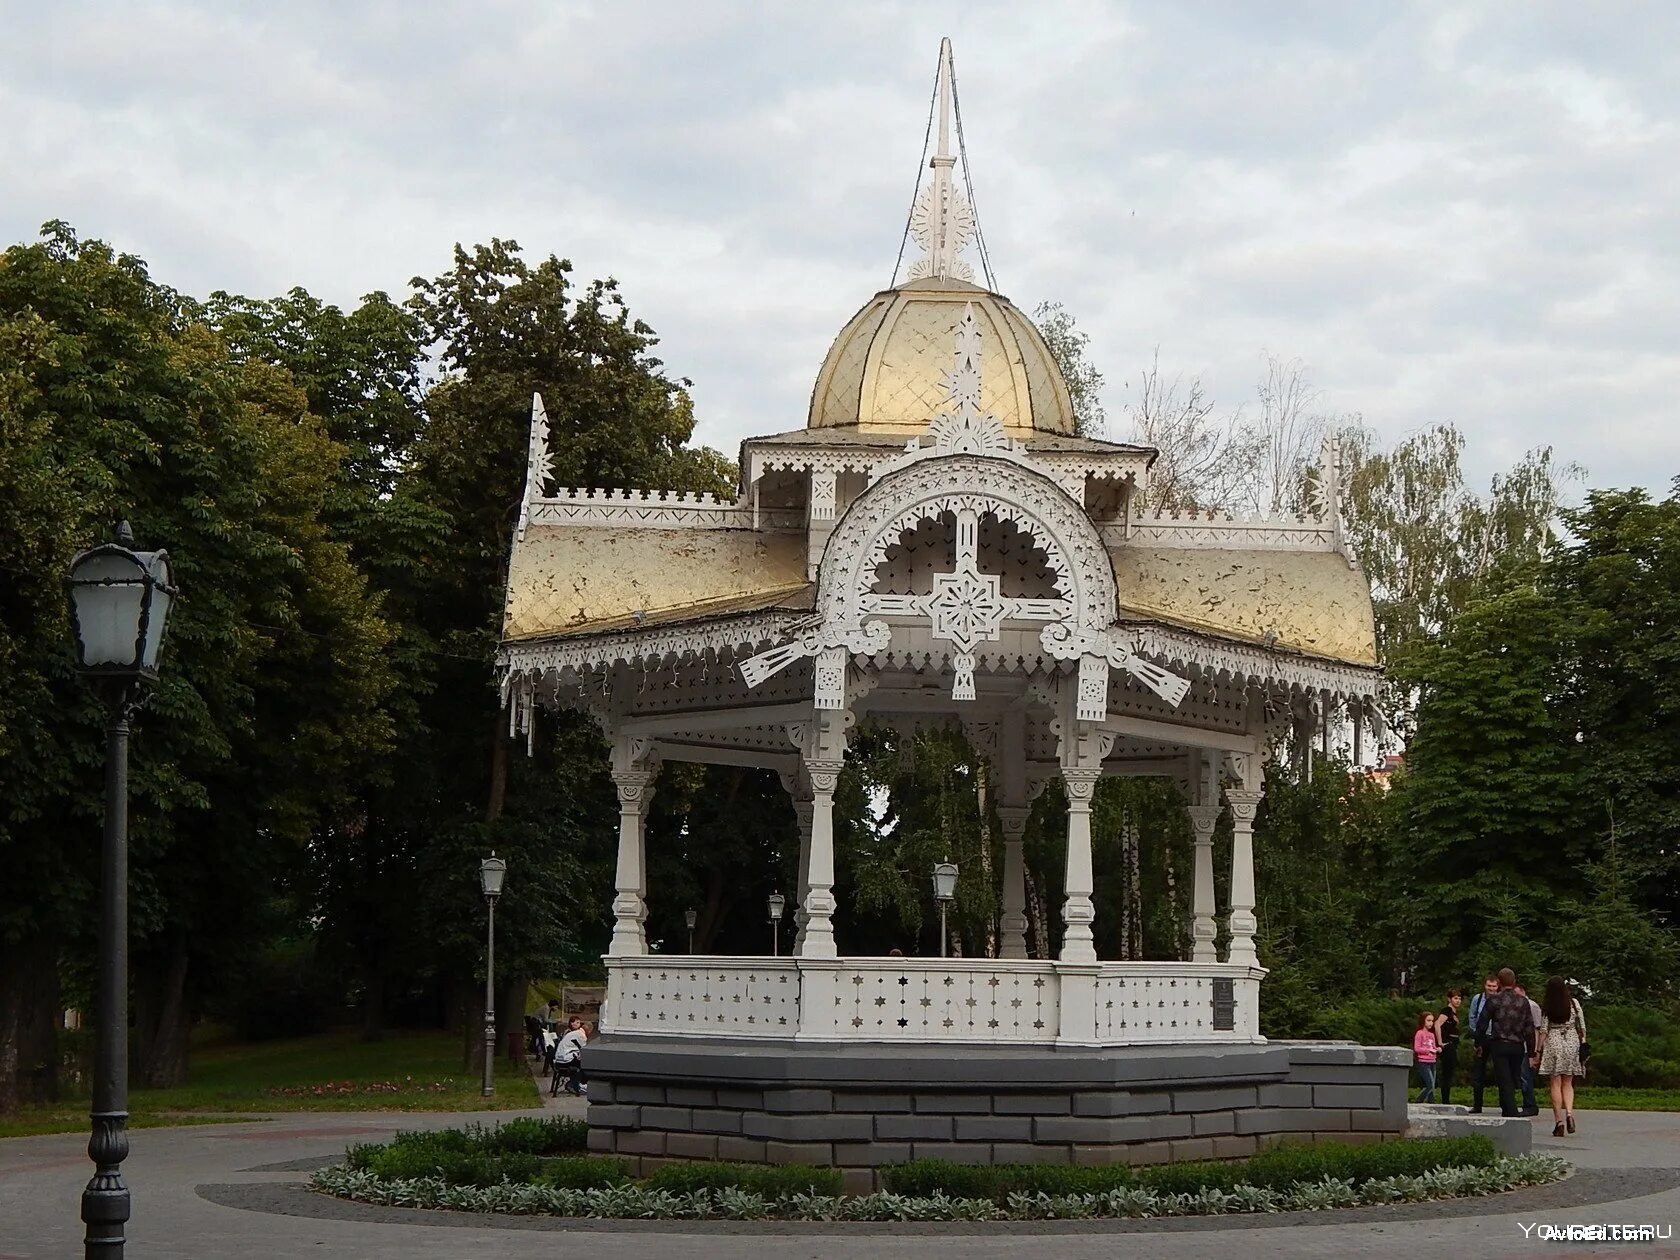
top-left (82, 1110), bottom-right (130, 1256)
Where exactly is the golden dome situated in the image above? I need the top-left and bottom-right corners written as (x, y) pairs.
top-left (807, 277), bottom-right (1076, 436)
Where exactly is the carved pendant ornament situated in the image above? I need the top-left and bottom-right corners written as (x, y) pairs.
top-left (739, 303), bottom-right (1190, 719)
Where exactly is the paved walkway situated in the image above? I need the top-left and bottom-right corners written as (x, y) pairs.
top-left (1, 1106), bottom-right (1675, 1259)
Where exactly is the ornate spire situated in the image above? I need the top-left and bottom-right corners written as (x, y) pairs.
top-left (906, 38), bottom-right (977, 284)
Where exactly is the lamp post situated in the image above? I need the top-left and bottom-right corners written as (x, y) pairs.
top-left (767, 891), bottom-right (785, 956)
top-left (67, 521), bottom-right (176, 1259)
top-left (684, 907), bottom-right (698, 954)
top-left (479, 854), bottom-right (507, 1098)
top-left (932, 861), bottom-right (959, 958)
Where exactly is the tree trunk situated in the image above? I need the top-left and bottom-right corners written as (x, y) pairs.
top-left (135, 934), bottom-right (190, 1089)
top-left (359, 953), bottom-right (387, 1043)
top-left (0, 933), bottom-right (61, 1112)
top-left (485, 722), bottom-right (508, 822)
top-left (1023, 865), bottom-right (1050, 961)
top-left (501, 975), bottom-right (526, 1064)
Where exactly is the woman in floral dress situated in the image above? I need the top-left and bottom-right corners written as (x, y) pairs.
top-left (1538, 976), bottom-right (1586, 1137)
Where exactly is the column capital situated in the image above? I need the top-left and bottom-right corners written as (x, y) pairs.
top-left (1185, 804), bottom-right (1222, 839)
top-left (611, 770), bottom-right (656, 808)
top-left (995, 804), bottom-right (1031, 839)
top-left (1224, 787), bottom-right (1263, 825)
top-left (803, 758), bottom-right (843, 796)
top-left (1061, 766), bottom-right (1101, 805)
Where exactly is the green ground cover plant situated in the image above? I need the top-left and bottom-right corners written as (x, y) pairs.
top-left (319, 1124), bottom-right (1563, 1221)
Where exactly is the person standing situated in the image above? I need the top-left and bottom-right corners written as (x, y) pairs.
top-left (1437, 988), bottom-right (1463, 1104)
top-left (1413, 1012), bottom-right (1441, 1102)
top-left (1467, 973), bottom-right (1499, 1113)
top-left (1538, 976), bottom-right (1587, 1137)
top-left (1473, 969), bottom-right (1537, 1117)
top-left (1516, 983), bottom-right (1543, 1116)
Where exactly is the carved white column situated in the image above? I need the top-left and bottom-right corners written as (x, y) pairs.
top-left (608, 739), bottom-right (658, 956)
top-left (1224, 786), bottom-right (1262, 967)
top-left (800, 760), bottom-right (842, 958)
top-left (997, 806), bottom-right (1030, 959)
top-left (1059, 767), bottom-right (1101, 964)
top-left (792, 793), bottom-right (815, 953)
top-left (995, 708), bottom-right (1029, 959)
top-left (1186, 804), bottom-right (1221, 963)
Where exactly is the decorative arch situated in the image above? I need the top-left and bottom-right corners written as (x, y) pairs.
top-left (816, 452), bottom-right (1118, 645)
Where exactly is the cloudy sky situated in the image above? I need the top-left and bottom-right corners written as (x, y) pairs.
top-left (4, 2), bottom-right (1676, 495)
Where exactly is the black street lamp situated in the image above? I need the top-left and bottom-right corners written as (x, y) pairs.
top-left (478, 854), bottom-right (506, 1098)
top-left (932, 861), bottom-right (959, 958)
top-left (684, 907), bottom-right (698, 954)
top-left (767, 892), bottom-right (785, 956)
top-left (66, 521), bottom-right (176, 1259)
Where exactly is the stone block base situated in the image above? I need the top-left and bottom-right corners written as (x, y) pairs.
top-left (583, 1037), bottom-right (1411, 1188)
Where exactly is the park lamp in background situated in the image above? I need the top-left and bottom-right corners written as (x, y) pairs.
top-left (932, 861), bottom-right (959, 958)
top-left (67, 520), bottom-right (178, 1260)
top-left (479, 854), bottom-right (507, 1097)
top-left (767, 891), bottom-right (786, 956)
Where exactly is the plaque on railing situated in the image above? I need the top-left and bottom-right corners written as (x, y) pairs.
top-left (1211, 977), bottom-right (1236, 1031)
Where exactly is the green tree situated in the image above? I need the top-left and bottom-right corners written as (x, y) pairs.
top-left (0, 223), bottom-right (396, 1095)
top-left (1549, 484), bottom-right (1680, 920)
top-left (1385, 584), bottom-right (1585, 988)
top-left (1032, 300), bottom-right (1106, 437)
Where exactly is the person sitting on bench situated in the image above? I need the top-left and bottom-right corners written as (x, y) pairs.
top-left (550, 1016), bottom-right (588, 1096)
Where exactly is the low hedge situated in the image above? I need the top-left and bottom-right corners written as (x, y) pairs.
top-left (881, 1136), bottom-right (1497, 1202)
top-left (346, 1117), bottom-right (590, 1186)
top-left (643, 1161), bottom-right (843, 1197)
top-left (313, 1151), bottom-right (1568, 1220)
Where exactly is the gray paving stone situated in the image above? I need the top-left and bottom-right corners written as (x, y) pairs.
top-left (954, 1115), bottom-right (1032, 1141)
top-left (876, 1113), bottom-right (953, 1141)
top-left (913, 1093), bottom-right (992, 1113)
top-left (1173, 1086), bottom-right (1257, 1113)
top-left (994, 1092), bottom-right (1072, 1114)
top-left (1034, 1115), bottom-right (1152, 1142)
top-left (689, 1108), bottom-right (743, 1134)
top-left (1190, 1110), bottom-right (1236, 1136)
top-left (992, 1142), bottom-right (1071, 1164)
top-left (714, 1135), bottom-right (766, 1162)
top-left (1314, 1084), bottom-right (1383, 1109)
top-left (665, 1132), bottom-right (718, 1159)
top-left (833, 1092), bottom-right (915, 1113)
top-left (763, 1139), bottom-right (833, 1165)
top-left (639, 1105), bottom-right (693, 1130)
top-left (586, 1104), bottom-right (640, 1129)
top-left (1255, 1082), bottom-right (1312, 1108)
top-left (833, 1141), bottom-right (913, 1166)
top-left (665, 1086), bottom-right (716, 1107)
top-left (762, 1087), bottom-right (834, 1112)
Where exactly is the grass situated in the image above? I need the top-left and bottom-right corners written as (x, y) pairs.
top-left (1573, 1086), bottom-right (1680, 1112)
top-left (1, 1028), bottom-right (539, 1139)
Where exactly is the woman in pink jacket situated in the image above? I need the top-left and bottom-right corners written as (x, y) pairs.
top-left (1413, 1011), bottom-right (1441, 1102)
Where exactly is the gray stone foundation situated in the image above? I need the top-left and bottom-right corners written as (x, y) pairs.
top-left (583, 1037), bottom-right (1411, 1192)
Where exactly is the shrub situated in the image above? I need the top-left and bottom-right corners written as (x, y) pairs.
top-left (481, 1116), bottom-right (588, 1155)
top-left (881, 1160), bottom-right (1132, 1201)
top-left (643, 1161), bottom-right (842, 1197)
top-left (540, 1155), bottom-right (633, 1189)
top-left (1238, 1136), bottom-right (1497, 1191)
top-left (887, 1137), bottom-right (1494, 1202)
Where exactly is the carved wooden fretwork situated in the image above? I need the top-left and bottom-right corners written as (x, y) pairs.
top-left (1128, 623), bottom-right (1381, 704)
top-left (516, 393), bottom-right (555, 545)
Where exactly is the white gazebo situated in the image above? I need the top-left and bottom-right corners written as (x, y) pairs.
top-left (497, 42), bottom-right (1401, 1177)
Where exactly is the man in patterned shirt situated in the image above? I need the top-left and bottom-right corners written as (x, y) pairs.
top-left (1473, 968), bottom-right (1537, 1117)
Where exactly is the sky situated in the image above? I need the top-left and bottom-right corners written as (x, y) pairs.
top-left (4, 2), bottom-right (1677, 496)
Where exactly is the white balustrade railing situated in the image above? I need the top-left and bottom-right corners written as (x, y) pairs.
top-left (604, 956), bottom-right (1266, 1046)
top-left (799, 958), bottom-right (1060, 1043)
top-left (604, 958), bottom-right (800, 1037)
top-left (1088, 963), bottom-right (1263, 1044)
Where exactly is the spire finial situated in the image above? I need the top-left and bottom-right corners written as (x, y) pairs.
top-left (907, 38), bottom-right (977, 284)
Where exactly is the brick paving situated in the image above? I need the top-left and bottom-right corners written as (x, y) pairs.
top-left (0, 1104), bottom-right (1674, 1259)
